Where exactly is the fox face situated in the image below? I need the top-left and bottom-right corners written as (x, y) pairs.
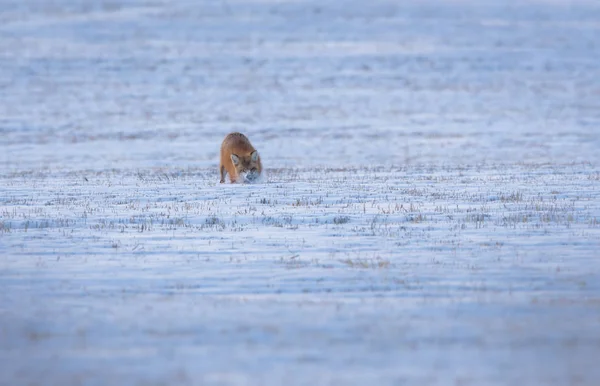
top-left (230, 150), bottom-right (261, 182)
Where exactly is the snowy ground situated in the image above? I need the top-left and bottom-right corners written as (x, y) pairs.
top-left (1, 0), bottom-right (600, 385)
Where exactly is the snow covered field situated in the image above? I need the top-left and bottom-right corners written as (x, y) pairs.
top-left (1, 0), bottom-right (600, 385)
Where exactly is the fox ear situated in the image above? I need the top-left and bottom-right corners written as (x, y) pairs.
top-left (231, 154), bottom-right (240, 165)
top-left (250, 151), bottom-right (259, 162)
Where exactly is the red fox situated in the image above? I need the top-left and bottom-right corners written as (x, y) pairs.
top-left (219, 132), bottom-right (262, 183)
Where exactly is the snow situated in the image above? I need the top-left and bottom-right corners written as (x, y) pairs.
top-left (1, 0), bottom-right (600, 385)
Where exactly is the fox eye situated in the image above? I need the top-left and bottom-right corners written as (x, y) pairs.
top-left (251, 168), bottom-right (257, 172)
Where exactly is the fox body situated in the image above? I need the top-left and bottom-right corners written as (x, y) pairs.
top-left (219, 132), bottom-right (262, 183)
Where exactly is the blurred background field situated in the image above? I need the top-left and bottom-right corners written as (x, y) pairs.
top-left (1, 0), bottom-right (599, 171)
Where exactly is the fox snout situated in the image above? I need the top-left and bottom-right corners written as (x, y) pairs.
top-left (242, 169), bottom-right (260, 182)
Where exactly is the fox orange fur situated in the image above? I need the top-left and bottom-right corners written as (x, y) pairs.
top-left (219, 132), bottom-right (262, 183)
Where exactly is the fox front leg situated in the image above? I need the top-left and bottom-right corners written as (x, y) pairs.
top-left (219, 165), bottom-right (226, 183)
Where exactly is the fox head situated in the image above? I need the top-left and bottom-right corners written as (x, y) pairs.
top-left (231, 151), bottom-right (261, 182)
